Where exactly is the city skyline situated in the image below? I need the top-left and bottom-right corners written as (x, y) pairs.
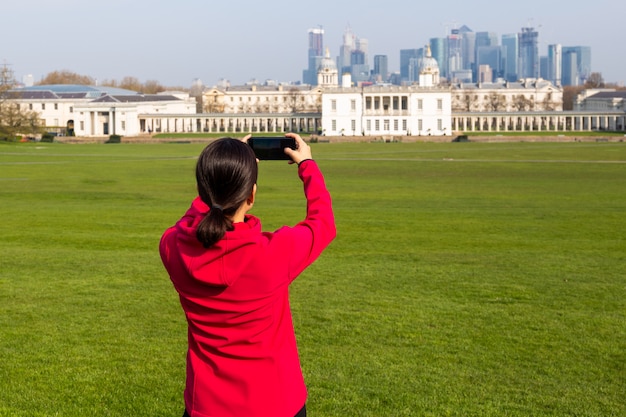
top-left (2, 0), bottom-right (624, 87)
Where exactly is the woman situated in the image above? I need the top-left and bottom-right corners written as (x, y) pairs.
top-left (159, 133), bottom-right (336, 417)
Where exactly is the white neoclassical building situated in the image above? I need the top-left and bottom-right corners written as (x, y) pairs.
top-left (10, 84), bottom-right (196, 137)
top-left (321, 85), bottom-right (452, 136)
top-left (574, 89), bottom-right (626, 111)
top-left (320, 44), bottom-right (452, 136)
top-left (451, 78), bottom-right (563, 112)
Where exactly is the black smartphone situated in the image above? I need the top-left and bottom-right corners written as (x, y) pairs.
top-left (248, 137), bottom-right (296, 160)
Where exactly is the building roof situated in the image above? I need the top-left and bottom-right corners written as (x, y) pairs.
top-left (588, 91), bottom-right (626, 99)
top-left (12, 84), bottom-right (139, 100)
top-left (91, 94), bottom-right (182, 103)
top-left (453, 78), bottom-right (559, 90)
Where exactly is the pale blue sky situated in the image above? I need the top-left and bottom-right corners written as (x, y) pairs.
top-left (2, 0), bottom-right (624, 87)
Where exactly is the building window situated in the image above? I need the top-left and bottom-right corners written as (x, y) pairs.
top-left (69, 106), bottom-right (73, 113)
top-left (121, 121), bottom-right (126, 130)
top-left (365, 97), bottom-right (372, 110)
top-left (331, 120), bottom-right (337, 131)
top-left (437, 99), bottom-right (443, 110)
top-left (54, 103), bottom-right (58, 110)
top-left (80, 121), bottom-right (84, 130)
top-left (29, 103), bottom-right (33, 110)
top-left (393, 97), bottom-right (399, 110)
top-left (394, 120), bottom-right (399, 131)
top-left (418, 119), bottom-right (423, 131)
top-left (331, 99), bottom-right (336, 111)
top-left (401, 96), bottom-right (408, 110)
top-left (42, 103), bottom-right (46, 110)
top-left (384, 119), bottom-right (389, 130)
top-left (417, 99), bottom-right (423, 110)
top-left (351, 119), bottom-right (356, 132)
top-left (374, 97), bottom-right (380, 110)
top-left (367, 120), bottom-right (371, 131)
top-left (437, 119), bottom-right (442, 130)
top-left (402, 119), bottom-right (407, 130)
top-left (375, 120), bottom-right (380, 131)
top-left (351, 99), bottom-right (356, 111)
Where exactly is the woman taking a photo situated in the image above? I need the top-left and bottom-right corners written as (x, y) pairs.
top-left (160, 133), bottom-right (336, 417)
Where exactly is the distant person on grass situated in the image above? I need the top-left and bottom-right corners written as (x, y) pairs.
top-left (159, 133), bottom-right (336, 417)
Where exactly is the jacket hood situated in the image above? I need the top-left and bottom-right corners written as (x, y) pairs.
top-left (173, 197), bottom-right (261, 287)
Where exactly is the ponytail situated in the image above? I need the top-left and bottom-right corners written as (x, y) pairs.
top-left (196, 204), bottom-right (234, 248)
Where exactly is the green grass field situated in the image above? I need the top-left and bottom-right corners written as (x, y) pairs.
top-left (1, 140), bottom-right (624, 416)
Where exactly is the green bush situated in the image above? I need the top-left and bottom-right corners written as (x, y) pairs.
top-left (40, 133), bottom-right (55, 143)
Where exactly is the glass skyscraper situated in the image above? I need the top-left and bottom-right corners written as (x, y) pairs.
top-left (303, 27), bottom-right (324, 85)
top-left (518, 27), bottom-right (539, 79)
top-left (562, 46), bottom-right (591, 85)
top-left (502, 34), bottom-right (518, 82)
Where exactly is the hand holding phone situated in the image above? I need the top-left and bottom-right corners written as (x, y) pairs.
top-left (247, 137), bottom-right (297, 160)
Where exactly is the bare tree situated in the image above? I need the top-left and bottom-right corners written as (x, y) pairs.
top-left (452, 93), bottom-right (479, 112)
top-left (485, 92), bottom-right (507, 112)
top-left (584, 72), bottom-right (605, 89)
top-left (512, 94), bottom-right (534, 111)
top-left (142, 80), bottom-right (165, 94)
top-left (542, 91), bottom-right (556, 111)
top-left (562, 86), bottom-right (585, 110)
top-left (1, 64), bottom-right (43, 139)
top-left (37, 70), bottom-right (94, 85)
top-left (119, 76), bottom-right (143, 92)
top-left (287, 87), bottom-right (304, 113)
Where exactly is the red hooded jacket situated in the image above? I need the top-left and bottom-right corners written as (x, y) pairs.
top-left (159, 160), bottom-right (336, 417)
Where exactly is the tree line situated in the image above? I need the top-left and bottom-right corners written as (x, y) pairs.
top-left (35, 70), bottom-right (187, 94)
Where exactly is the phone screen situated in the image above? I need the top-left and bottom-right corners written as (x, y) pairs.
top-left (248, 137), bottom-right (296, 160)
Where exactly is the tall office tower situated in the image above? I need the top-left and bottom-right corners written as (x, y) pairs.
top-left (338, 26), bottom-right (355, 75)
top-left (356, 37), bottom-right (369, 60)
top-left (430, 37), bottom-right (448, 79)
top-left (400, 48), bottom-right (421, 83)
top-left (518, 27), bottom-right (539, 79)
top-left (562, 46), bottom-right (591, 85)
top-left (476, 31), bottom-right (498, 47)
top-left (540, 56), bottom-right (549, 79)
top-left (447, 28), bottom-right (463, 77)
top-left (474, 31), bottom-right (498, 79)
top-left (547, 44), bottom-right (562, 86)
top-left (459, 25), bottom-right (475, 72)
top-left (337, 26), bottom-right (370, 83)
top-left (562, 49), bottom-right (579, 86)
top-left (476, 46), bottom-right (502, 80)
top-left (408, 48), bottom-right (424, 83)
top-left (502, 34), bottom-right (518, 82)
top-left (302, 27), bottom-right (324, 85)
top-left (373, 55), bottom-right (389, 82)
top-left (349, 35), bottom-right (370, 83)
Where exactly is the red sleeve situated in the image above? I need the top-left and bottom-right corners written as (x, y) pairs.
top-left (285, 160), bottom-right (336, 279)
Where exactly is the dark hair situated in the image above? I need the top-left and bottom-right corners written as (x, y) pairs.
top-left (195, 138), bottom-right (258, 248)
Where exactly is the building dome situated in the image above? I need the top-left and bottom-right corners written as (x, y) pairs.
top-left (420, 45), bottom-right (439, 75)
top-left (318, 48), bottom-right (337, 72)
top-left (419, 45), bottom-right (440, 87)
top-left (317, 48), bottom-right (338, 87)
